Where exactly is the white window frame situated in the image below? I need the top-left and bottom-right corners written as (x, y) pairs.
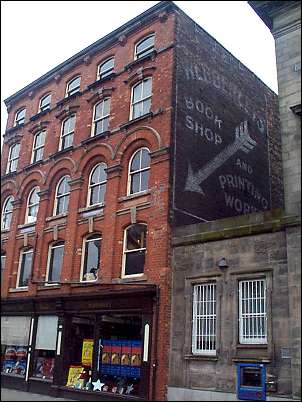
top-left (6, 143), bottom-right (20, 174)
top-left (87, 163), bottom-right (107, 207)
top-left (97, 57), bottom-right (114, 80)
top-left (14, 108), bottom-right (26, 126)
top-left (1, 196), bottom-right (14, 230)
top-left (59, 115), bottom-right (75, 151)
top-left (31, 130), bottom-right (46, 164)
top-left (127, 147), bottom-right (150, 195)
top-left (39, 93), bottom-right (51, 112)
top-left (122, 223), bottom-right (147, 278)
top-left (91, 99), bottom-right (110, 137)
top-left (80, 234), bottom-right (102, 282)
top-left (65, 76), bottom-right (81, 97)
top-left (134, 34), bottom-right (155, 60)
top-left (239, 278), bottom-right (267, 344)
top-left (192, 282), bottom-right (217, 355)
top-left (45, 242), bottom-right (64, 284)
top-left (16, 248), bottom-right (33, 289)
top-left (130, 77), bottom-right (152, 120)
top-left (25, 187), bottom-right (40, 224)
top-left (53, 176), bottom-right (70, 216)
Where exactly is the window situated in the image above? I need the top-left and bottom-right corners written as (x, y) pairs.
top-left (239, 279), bottom-right (267, 344)
top-left (122, 224), bottom-right (147, 277)
top-left (14, 108), bottom-right (26, 126)
top-left (54, 176), bottom-right (70, 216)
top-left (39, 93), bottom-right (51, 112)
top-left (2, 196), bottom-right (14, 230)
top-left (192, 283), bottom-right (216, 355)
top-left (1, 253), bottom-right (6, 281)
top-left (81, 234), bottom-right (101, 281)
top-left (25, 187), bottom-right (40, 224)
top-left (92, 99), bottom-right (110, 136)
top-left (17, 248), bottom-right (33, 288)
top-left (130, 77), bottom-right (152, 120)
top-left (6, 143), bottom-right (20, 174)
top-left (134, 35), bottom-right (155, 59)
top-left (88, 163), bottom-right (107, 206)
top-left (128, 148), bottom-right (150, 195)
top-left (46, 242), bottom-right (64, 283)
top-left (60, 115), bottom-right (75, 150)
top-left (97, 58), bottom-right (114, 80)
top-left (31, 130), bottom-right (46, 163)
top-left (66, 76), bottom-right (81, 97)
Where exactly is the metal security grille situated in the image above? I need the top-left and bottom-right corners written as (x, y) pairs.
top-left (192, 283), bottom-right (216, 354)
top-left (239, 279), bottom-right (267, 344)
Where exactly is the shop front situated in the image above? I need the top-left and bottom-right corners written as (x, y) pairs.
top-left (1, 285), bottom-right (157, 400)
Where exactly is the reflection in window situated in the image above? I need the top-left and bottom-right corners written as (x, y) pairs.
top-left (66, 76), bottom-right (81, 97)
top-left (2, 196), bottom-right (14, 230)
top-left (135, 35), bottom-right (155, 59)
top-left (123, 224), bottom-right (146, 276)
top-left (130, 78), bottom-right (152, 120)
top-left (54, 176), bottom-right (70, 215)
top-left (81, 234), bottom-right (101, 281)
top-left (46, 242), bottom-right (64, 283)
top-left (60, 115), bottom-right (75, 150)
top-left (6, 143), bottom-right (20, 174)
top-left (26, 187), bottom-right (40, 223)
top-left (17, 249), bottom-right (33, 288)
top-left (128, 148), bottom-right (150, 195)
top-left (92, 99), bottom-right (110, 136)
top-left (97, 58), bottom-right (114, 80)
top-left (88, 163), bottom-right (107, 206)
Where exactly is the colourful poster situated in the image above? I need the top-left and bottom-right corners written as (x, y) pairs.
top-left (82, 339), bottom-right (94, 366)
top-left (66, 366), bottom-right (83, 387)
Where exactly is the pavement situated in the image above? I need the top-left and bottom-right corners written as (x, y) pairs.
top-left (1, 388), bottom-right (76, 401)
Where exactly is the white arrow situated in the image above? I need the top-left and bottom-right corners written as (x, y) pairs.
top-left (185, 120), bottom-right (257, 195)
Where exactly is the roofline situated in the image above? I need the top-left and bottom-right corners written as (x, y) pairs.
top-left (4, 1), bottom-right (178, 106)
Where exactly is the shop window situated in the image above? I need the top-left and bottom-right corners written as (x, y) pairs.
top-left (239, 279), bottom-right (267, 344)
top-left (32, 315), bottom-right (58, 381)
top-left (97, 58), bottom-right (114, 80)
top-left (1, 315), bottom-right (31, 377)
top-left (192, 283), bottom-right (216, 355)
top-left (130, 77), bottom-right (152, 120)
top-left (39, 93), bottom-right (51, 112)
top-left (17, 248), bottom-right (33, 288)
top-left (54, 176), bottom-right (70, 216)
top-left (122, 224), bottom-right (147, 277)
top-left (66, 76), bottom-right (81, 97)
top-left (88, 163), bottom-right (107, 206)
top-left (25, 187), bottom-right (40, 224)
top-left (81, 234), bottom-right (101, 281)
top-left (128, 148), bottom-right (150, 195)
top-left (46, 241), bottom-right (64, 284)
top-left (1, 196), bottom-right (14, 230)
top-left (92, 98), bottom-right (110, 136)
top-left (59, 114), bottom-right (75, 150)
top-left (14, 108), bottom-right (26, 126)
top-left (6, 143), bottom-right (20, 174)
top-left (31, 130), bottom-right (46, 163)
top-left (134, 35), bottom-right (155, 60)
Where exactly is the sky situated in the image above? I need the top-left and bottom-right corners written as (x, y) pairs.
top-left (1, 1), bottom-right (278, 138)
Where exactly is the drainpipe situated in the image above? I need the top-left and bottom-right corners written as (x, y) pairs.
top-left (151, 285), bottom-right (160, 401)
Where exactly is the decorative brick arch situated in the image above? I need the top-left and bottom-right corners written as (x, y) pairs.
top-left (1, 180), bottom-right (18, 202)
top-left (75, 143), bottom-right (114, 174)
top-left (44, 157), bottom-right (76, 186)
top-left (18, 170), bottom-right (45, 200)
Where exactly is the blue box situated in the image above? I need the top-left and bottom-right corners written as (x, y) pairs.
top-left (236, 363), bottom-right (266, 401)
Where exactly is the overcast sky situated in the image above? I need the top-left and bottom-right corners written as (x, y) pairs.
top-left (1, 1), bottom-right (278, 137)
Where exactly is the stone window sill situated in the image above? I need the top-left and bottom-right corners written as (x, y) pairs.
top-left (9, 287), bottom-right (28, 293)
top-left (56, 91), bottom-right (82, 107)
top-left (236, 344), bottom-right (268, 349)
top-left (37, 284), bottom-right (61, 290)
top-left (184, 354), bottom-right (218, 361)
top-left (86, 73), bottom-right (116, 90)
top-left (24, 160), bottom-right (45, 171)
top-left (120, 112), bottom-right (153, 130)
top-left (118, 190), bottom-right (150, 203)
top-left (30, 109), bottom-right (50, 122)
top-left (112, 274), bottom-right (148, 284)
top-left (49, 146), bottom-right (74, 159)
top-left (18, 222), bottom-right (36, 232)
top-left (81, 131), bottom-right (110, 145)
top-left (46, 213), bottom-right (68, 222)
top-left (124, 50), bottom-right (157, 71)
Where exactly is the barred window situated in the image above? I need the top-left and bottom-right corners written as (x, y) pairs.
top-left (192, 283), bottom-right (216, 355)
top-left (239, 279), bottom-right (267, 344)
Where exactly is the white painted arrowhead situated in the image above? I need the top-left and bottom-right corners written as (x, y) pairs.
top-left (184, 162), bottom-right (205, 195)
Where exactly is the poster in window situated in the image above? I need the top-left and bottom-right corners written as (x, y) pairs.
top-left (81, 339), bottom-right (94, 366)
top-left (66, 366), bottom-right (84, 387)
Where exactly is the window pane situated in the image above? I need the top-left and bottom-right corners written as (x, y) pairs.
top-left (136, 36), bottom-right (154, 56)
top-left (35, 316), bottom-right (58, 350)
top-left (130, 173), bottom-right (140, 194)
top-left (141, 149), bottom-right (150, 169)
top-left (133, 83), bottom-right (142, 103)
top-left (57, 177), bottom-right (70, 196)
top-left (62, 133), bottom-right (73, 149)
top-left (126, 225), bottom-right (146, 250)
top-left (130, 152), bottom-right (141, 172)
top-left (19, 251), bottom-right (33, 287)
top-left (100, 58), bottom-right (114, 77)
top-left (91, 164), bottom-right (107, 184)
top-left (68, 77), bottom-right (80, 94)
top-left (56, 195), bottom-right (69, 215)
top-left (142, 98), bottom-right (151, 115)
top-left (90, 184), bottom-right (106, 205)
top-left (40, 94), bottom-right (51, 110)
top-left (132, 103), bottom-right (142, 119)
top-left (142, 78), bottom-right (152, 98)
top-left (103, 98), bottom-right (110, 116)
top-left (141, 170), bottom-right (149, 192)
top-left (125, 251), bottom-right (145, 275)
top-left (94, 102), bottom-right (103, 120)
top-left (49, 245), bottom-right (64, 282)
top-left (83, 237), bottom-right (101, 280)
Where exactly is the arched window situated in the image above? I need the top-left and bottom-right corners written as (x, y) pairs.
top-left (134, 35), bottom-right (155, 60)
top-left (88, 163), bottom-right (107, 206)
top-left (128, 148), bottom-right (150, 195)
top-left (92, 99), bottom-right (110, 136)
top-left (81, 234), bottom-right (101, 281)
top-left (60, 115), bottom-right (75, 150)
top-left (46, 241), bottom-right (64, 283)
top-left (54, 176), bottom-right (70, 216)
top-left (122, 223), bottom-right (147, 277)
top-left (2, 196), bottom-right (14, 230)
top-left (97, 58), bottom-right (114, 80)
top-left (130, 77), bottom-right (152, 120)
top-left (39, 93), bottom-right (51, 112)
top-left (25, 187), bottom-right (40, 223)
top-left (17, 248), bottom-right (33, 288)
top-left (6, 143), bottom-right (20, 174)
top-left (31, 130), bottom-right (46, 163)
top-left (66, 76), bottom-right (81, 97)
top-left (14, 108), bottom-right (26, 126)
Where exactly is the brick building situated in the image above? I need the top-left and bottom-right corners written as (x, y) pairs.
top-left (1, 1), bottom-right (283, 401)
